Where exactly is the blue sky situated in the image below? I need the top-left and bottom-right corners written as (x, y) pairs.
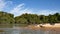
top-left (0, 0), bottom-right (60, 17)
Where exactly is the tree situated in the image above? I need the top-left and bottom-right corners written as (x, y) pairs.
top-left (0, 11), bottom-right (14, 24)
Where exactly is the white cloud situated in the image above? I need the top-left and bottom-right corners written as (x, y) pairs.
top-left (20, 8), bottom-right (33, 14)
top-left (0, 0), bottom-right (6, 11)
top-left (0, 0), bottom-right (59, 17)
top-left (37, 10), bottom-right (59, 15)
top-left (14, 8), bottom-right (33, 17)
top-left (10, 3), bottom-right (24, 13)
top-left (10, 4), bottom-right (59, 17)
top-left (0, 0), bottom-right (32, 17)
top-left (0, 0), bottom-right (12, 11)
top-left (10, 3), bottom-right (33, 17)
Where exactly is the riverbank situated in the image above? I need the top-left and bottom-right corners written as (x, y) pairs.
top-left (23, 23), bottom-right (60, 30)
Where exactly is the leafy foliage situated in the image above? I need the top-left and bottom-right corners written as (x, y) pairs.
top-left (0, 11), bottom-right (60, 25)
top-left (0, 11), bottom-right (14, 24)
top-left (15, 13), bottom-right (60, 25)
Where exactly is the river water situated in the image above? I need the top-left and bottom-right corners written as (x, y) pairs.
top-left (0, 24), bottom-right (60, 34)
top-left (0, 28), bottom-right (60, 34)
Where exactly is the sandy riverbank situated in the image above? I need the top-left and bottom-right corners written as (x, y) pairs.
top-left (24, 23), bottom-right (60, 30)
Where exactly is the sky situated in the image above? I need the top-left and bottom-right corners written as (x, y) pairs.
top-left (0, 0), bottom-right (60, 17)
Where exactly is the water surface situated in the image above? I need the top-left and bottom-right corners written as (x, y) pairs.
top-left (0, 24), bottom-right (60, 34)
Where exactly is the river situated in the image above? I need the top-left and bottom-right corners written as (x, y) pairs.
top-left (0, 27), bottom-right (60, 34)
top-left (0, 24), bottom-right (60, 34)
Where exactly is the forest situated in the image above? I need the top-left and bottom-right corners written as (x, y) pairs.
top-left (0, 11), bottom-right (60, 25)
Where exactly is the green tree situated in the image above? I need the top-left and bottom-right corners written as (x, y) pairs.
top-left (0, 11), bottom-right (14, 24)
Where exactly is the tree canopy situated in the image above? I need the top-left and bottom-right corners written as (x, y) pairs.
top-left (15, 13), bottom-right (60, 25)
top-left (0, 11), bottom-right (14, 24)
top-left (0, 11), bottom-right (60, 25)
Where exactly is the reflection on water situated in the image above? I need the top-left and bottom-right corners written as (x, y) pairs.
top-left (0, 28), bottom-right (44, 34)
top-left (0, 24), bottom-right (60, 34)
top-left (0, 28), bottom-right (60, 34)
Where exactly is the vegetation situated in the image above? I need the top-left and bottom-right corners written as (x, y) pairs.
top-left (0, 11), bottom-right (60, 25)
top-left (15, 13), bottom-right (60, 25)
top-left (0, 11), bottom-right (14, 24)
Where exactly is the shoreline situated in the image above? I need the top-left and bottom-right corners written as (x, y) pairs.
top-left (22, 23), bottom-right (60, 30)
